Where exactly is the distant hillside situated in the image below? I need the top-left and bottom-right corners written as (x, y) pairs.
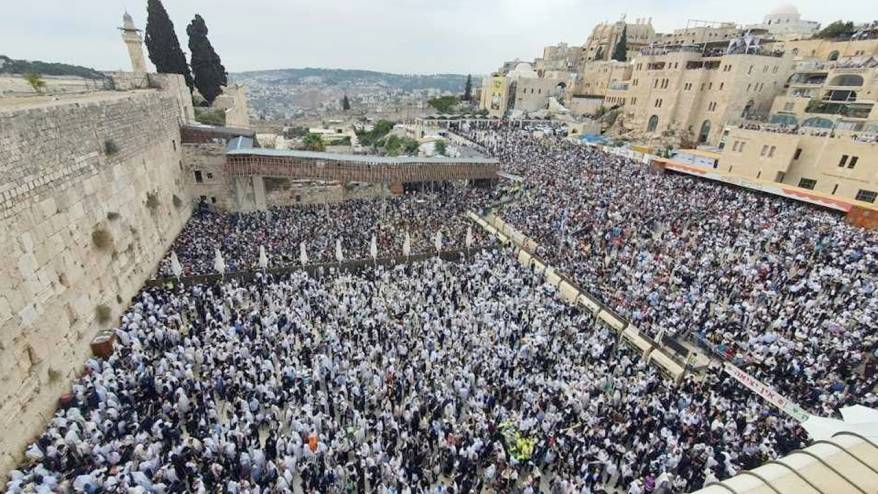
top-left (0, 55), bottom-right (107, 79)
top-left (232, 67), bottom-right (471, 92)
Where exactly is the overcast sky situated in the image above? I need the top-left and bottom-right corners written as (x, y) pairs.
top-left (1, 0), bottom-right (873, 75)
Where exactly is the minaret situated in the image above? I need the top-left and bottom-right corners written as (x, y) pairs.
top-left (118, 12), bottom-right (147, 73)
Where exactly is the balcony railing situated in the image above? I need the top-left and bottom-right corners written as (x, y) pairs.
top-left (805, 101), bottom-right (873, 118)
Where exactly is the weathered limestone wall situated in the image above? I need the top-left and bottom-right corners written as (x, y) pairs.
top-left (0, 89), bottom-right (193, 476)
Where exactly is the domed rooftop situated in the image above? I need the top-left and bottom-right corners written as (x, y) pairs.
top-left (769, 4), bottom-right (800, 16)
top-left (508, 63), bottom-right (538, 79)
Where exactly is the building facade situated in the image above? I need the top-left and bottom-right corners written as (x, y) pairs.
top-left (582, 18), bottom-right (656, 62)
top-left (768, 61), bottom-right (878, 131)
top-left (718, 125), bottom-right (877, 204)
top-left (745, 5), bottom-right (820, 39)
top-left (614, 43), bottom-right (795, 145)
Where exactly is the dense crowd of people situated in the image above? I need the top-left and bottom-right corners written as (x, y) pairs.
top-left (9, 251), bottom-right (808, 493)
top-left (157, 188), bottom-right (493, 277)
top-left (455, 121), bottom-right (878, 419)
top-left (9, 122), bottom-right (878, 493)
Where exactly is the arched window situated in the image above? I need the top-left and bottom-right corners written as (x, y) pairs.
top-left (827, 51), bottom-right (840, 61)
top-left (829, 74), bottom-right (864, 87)
top-left (770, 114), bottom-right (798, 126)
top-left (802, 117), bottom-right (834, 128)
top-left (741, 100), bottom-right (755, 118)
top-left (698, 120), bottom-right (712, 143)
top-left (647, 115), bottom-right (659, 132)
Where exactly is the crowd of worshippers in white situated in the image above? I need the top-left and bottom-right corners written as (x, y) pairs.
top-left (155, 187), bottom-right (493, 278)
top-left (8, 252), bottom-right (810, 493)
top-left (454, 121), bottom-right (878, 421)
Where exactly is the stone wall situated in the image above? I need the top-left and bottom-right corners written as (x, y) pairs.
top-left (0, 89), bottom-right (193, 476)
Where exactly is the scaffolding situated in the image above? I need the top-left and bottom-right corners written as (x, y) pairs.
top-left (225, 152), bottom-right (499, 184)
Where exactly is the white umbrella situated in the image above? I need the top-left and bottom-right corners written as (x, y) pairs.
top-left (300, 242), bottom-right (308, 266)
top-left (465, 226), bottom-right (474, 251)
top-left (213, 248), bottom-right (225, 276)
top-left (259, 245), bottom-right (269, 270)
top-left (370, 234), bottom-right (378, 261)
top-left (335, 239), bottom-right (344, 263)
top-left (433, 231), bottom-right (443, 254)
top-left (403, 232), bottom-right (411, 258)
top-left (170, 251), bottom-right (183, 279)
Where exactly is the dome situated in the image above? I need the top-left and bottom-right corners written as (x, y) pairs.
top-left (768, 4), bottom-right (799, 16)
top-left (509, 63), bottom-right (538, 79)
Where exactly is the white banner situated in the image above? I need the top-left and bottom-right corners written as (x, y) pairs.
top-left (723, 362), bottom-right (810, 422)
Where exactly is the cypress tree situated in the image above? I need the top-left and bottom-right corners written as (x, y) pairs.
top-left (144, 0), bottom-right (193, 90)
top-left (187, 14), bottom-right (227, 104)
top-left (611, 26), bottom-right (628, 62)
top-left (341, 94), bottom-right (351, 111)
top-left (463, 74), bottom-right (472, 102)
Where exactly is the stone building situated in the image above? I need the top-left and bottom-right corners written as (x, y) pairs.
top-left (653, 22), bottom-right (741, 47)
top-left (582, 17), bottom-right (656, 62)
top-left (713, 60), bottom-right (878, 205)
top-left (610, 40), bottom-right (795, 145)
top-left (768, 60), bottom-right (878, 130)
top-left (745, 5), bottom-right (821, 40)
top-left (573, 60), bottom-right (633, 97)
top-left (0, 75), bottom-right (194, 476)
top-left (717, 125), bottom-right (877, 204)
top-left (479, 63), bottom-right (575, 117)
top-left (769, 36), bottom-right (878, 63)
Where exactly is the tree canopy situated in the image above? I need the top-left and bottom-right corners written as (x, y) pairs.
top-left (341, 94), bottom-right (351, 111)
top-left (428, 95), bottom-right (458, 113)
top-left (815, 21), bottom-right (857, 39)
top-left (355, 120), bottom-right (394, 147)
top-left (145, 0), bottom-right (193, 90)
top-left (463, 75), bottom-right (472, 102)
top-left (302, 133), bottom-right (325, 151)
top-left (611, 27), bottom-right (628, 62)
top-left (187, 14), bottom-right (227, 104)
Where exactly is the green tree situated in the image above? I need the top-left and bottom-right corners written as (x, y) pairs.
top-left (302, 133), bottom-right (325, 151)
top-left (187, 14), bottom-right (227, 104)
top-left (463, 75), bottom-right (472, 102)
top-left (435, 139), bottom-right (447, 156)
top-left (24, 72), bottom-right (46, 93)
top-left (428, 95), bottom-right (458, 113)
top-left (145, 0), bottom-right (193, 90)
top-left (341, 94), bottom-right (351, 111)
top-left (815, 21), bottom-right (856, 39)
top-left (611, 27), bottom-right (628, 62)
top-left (355, 120), bottom-right (394, 147)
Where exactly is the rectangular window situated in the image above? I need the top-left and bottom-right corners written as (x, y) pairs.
top-left (760, 145), bottom-right (768, 156)
top-left (719, 82), bottom-right (724, 90)
top-left (756, 171), bottom-right (762, 179)
top-left (832, 184), bottom-right (839, 195)
top-left (798, 178), bottom-right (817, 190)
top-left (775, 171), bottom-right (785, 183)
top-left (194, 170), bottom-right (203, 183)
top-left (856, 189), bottom-right (877, 203)
top-left (839, 155), bottom-right (848, 167)
top-left (738, 142), bottom-right (745, 152)
top-left (768, 146), bottom-right (776, 158)
top-left (794, 148), bottom-right (802, 160)
top-left (848, 156), bottom-right (858, 169)
top-left (172, 140), bottom-right (176, 151)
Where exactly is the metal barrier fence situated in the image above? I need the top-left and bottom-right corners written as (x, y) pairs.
top-left (474, 211), bottom-right (694, 377)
